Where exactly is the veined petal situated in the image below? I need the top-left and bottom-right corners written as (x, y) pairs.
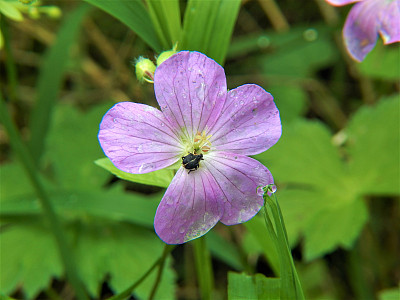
top-left (343, 0), bottom-right (382, 61)
top-left (154, 51), bottom-right (227, 142)
top-left (209, 84), bottom-right (281, 156)
top-left (378, 0), bottom-right (400, 44)
top-left (204, 152), bottom-right (273, 225)
top-left (154, 167), bottom-right (224, 244)
top-left (98, 102), bottom-right (182, 174)
top-left (325, 0), bottom-right (360, 6)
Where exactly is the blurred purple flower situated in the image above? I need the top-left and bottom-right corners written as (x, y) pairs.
top-left (98, 51), bottom-right (281, 244)
top-left (326, 0), bottom-right (400, 61)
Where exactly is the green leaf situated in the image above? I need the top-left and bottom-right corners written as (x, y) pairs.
top-left (358, 41), bottom-right (400, 80)
top-left (268, 85), bottom-right (307, 123)
top-left (28, 3), bottom-right (90, 164)
top-left (228, 272), bottom-right (280, 300)
top-left (255, 96), bottom-right (398, 260)
top-left (345, 95), bottom-right (400, 195)
top-left (84, 0), bottom-right (162, 52)
top-left (0, 187), bottom-right (160, 228)
top-left (243, 215), bottom-right (279, 275)
top-left (303, 198), bottom-right (368, 261)
top-left (145, 0), bottom-right (181, 49)
top-left (45, 103), bottom-right (112, 190)
top-left (0, 219), bottom-right (176, 299)
top-left (0, 1), bottom-right (24, 21)
top-left (181, 0), bottom-right (241, 64)
top-left (0, 221), bottom-right (62, 298)
top-left (74, 220), bottom-right (175, 299)
top-left (379, 286), bottom-right (400, 300)
top-left (95, 157), bottom-right (174, 188)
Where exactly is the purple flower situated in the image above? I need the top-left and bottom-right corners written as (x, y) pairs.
top-left (98, 51), bottom-right (281, 244)
top-left (326, 0), bottom-right (400, 61)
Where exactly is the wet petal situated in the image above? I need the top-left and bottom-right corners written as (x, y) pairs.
top-left (154, 51), bottom-right (227, 142)
top-left (98, 102), bottom-right (182, 174)
top-left (378, 0), bottom-right (400, 44)
top-left (343, 0), bottom-right (382, 61)
top-left (325, 0), bottom-right (360, 6)
top-left (204, 152), bottom-right (273, 225)
top-left (209, 84), bottom-right (281, 156)
top-left (154, 167), bottom-right (224, 244)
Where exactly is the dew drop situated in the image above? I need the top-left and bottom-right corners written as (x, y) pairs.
top-left (240, 100), bottom-right (244, 105)
top-left (113, 118), bottom-right (117, 123)
top-left (257, 186), bottom-right (264, 196)
top-left (179, 227), bottom-right (185, 234)
top-left (161, 122), bottom-right (165, 127)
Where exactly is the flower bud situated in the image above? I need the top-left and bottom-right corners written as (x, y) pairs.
top-left (156, 49), bottom-right (177, 66)
top-left (45, 6), bottom-right (62, 18)
top-left (135, 57), bottom-right (156, 83)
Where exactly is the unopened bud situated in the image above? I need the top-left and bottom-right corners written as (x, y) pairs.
top-left (46, 6), bottom-right (62, 18)
top-left (135, 57), bottom-right (156, 83)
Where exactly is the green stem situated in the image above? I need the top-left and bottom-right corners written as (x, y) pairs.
top-left (0, 97), bottom-right (88, 300)
top-left (263, 186), bottom-right (305, 300)
top-left (108, 244), bottom-right (175, 300)
top-left (193, 236), bottom-right (214, 300)
top-left (148, 244), bottom-right (173, 300)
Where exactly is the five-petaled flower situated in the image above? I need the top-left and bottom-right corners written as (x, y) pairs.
top-left (98, 51), bottom-right (281, 244)
top-left (326, 0), bottom-right (400, 61)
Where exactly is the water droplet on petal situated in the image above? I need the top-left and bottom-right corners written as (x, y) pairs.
top-left (179, 227), bottom-right (185, 234)
top-left (113, 118), bottom-right (117, 123)
top-left (257, 186), bottom-right (265, 196)
top-left (165, 196), bottom-right (174, 205)
top-left (161, 122), bottom-right (165, 127)
top-left (240, 100), bottom-right (244, 105)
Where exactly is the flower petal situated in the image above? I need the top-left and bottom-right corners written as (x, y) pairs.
top-left (343, 0), bottom-right (382, 61)
top-left (98, 102), bottom-right (182, 174)
top-left (378, 0), bottom-right (400, 44)
top-left (154, 167), bottom-right (224, 244)
top-left (154, 51), bottom-right (227, 142)
top-left (325, 0), bottom-right (360, 6)
top-left (208, 84), bottom-right (281, 156)
top-left (204, 152), bottom-right (273, 225)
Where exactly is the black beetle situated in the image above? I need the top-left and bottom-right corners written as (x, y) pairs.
top-left (182, 153), bottom-right (204, 174)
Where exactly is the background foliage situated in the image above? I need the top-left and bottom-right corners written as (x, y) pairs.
top-left (0, 0), bottom-right (399, 299)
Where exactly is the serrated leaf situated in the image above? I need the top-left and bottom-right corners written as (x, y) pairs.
top-left (345, 95), bottom-right (400, 195)
top-left (84, 0), bottom-right (162, 51)
top-left (0, 221), bottom-right (62, 298)
top-left (228, 272), bottom-right (280, 300)
top-left (45, 103), bottom-right (112, 190)
top-left (74, 220), bottom-right (175, 299)
top-left (255, 97), bottom-right (398, 260)
top-left (303, 198), bottom-right (368, 261)
top-left (95, 157), bottom-right (174, 188)
top-left (1, 187), bottom-right (160, 228)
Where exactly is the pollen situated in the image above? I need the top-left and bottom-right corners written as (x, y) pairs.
top-left (194, 130), bottom-right (212, 153)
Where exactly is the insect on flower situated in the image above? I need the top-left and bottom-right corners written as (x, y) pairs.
top-left (98, 51), bottom-right (282, 244)
top-left (182, 152), bottom-right (204, 174)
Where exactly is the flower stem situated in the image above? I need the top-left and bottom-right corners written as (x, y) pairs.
top-left (193, 236), bottom-right (214, 300)
top-left (0, 97), bottom-right (88, 300)
top-left (148, 244), bottom-right (173, 300)
top-left (263, 186), bottom-right (305, 300)
top-left (108, 244), bottom-right (175, 300)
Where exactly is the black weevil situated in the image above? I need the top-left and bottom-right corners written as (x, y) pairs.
top-left (182, 153), bottom-right (204, 174)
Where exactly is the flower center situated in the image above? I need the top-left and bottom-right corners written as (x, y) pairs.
top-left (193, 130), bottom-right (212, 154)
